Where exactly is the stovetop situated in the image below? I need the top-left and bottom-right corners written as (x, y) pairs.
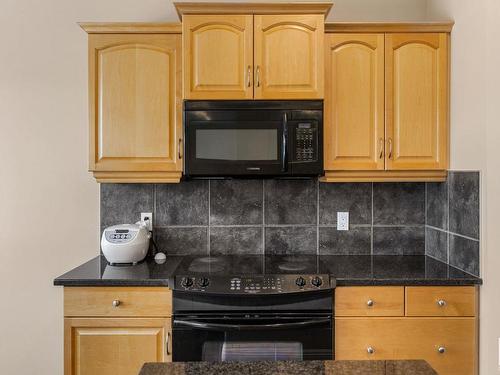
top-left (173, 255), bottom-right (329, 275)
top-left (172, 255), bottom-right (334, 294)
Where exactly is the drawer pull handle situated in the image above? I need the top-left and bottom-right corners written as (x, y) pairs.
top-left (166, 332), bottom-right (171, 356)
top-left (367, 347), bottom-right (375, 354)
top-left (178, 138), bottom-right (183, 160)
top-left (112, 300), bottom-right (121, 307)
top-left (438, 346), bottom-right (446, 354)
top-left (367, 299), bottom-right (374, 307)
top-left (437, 299), bottom-right (447, 307)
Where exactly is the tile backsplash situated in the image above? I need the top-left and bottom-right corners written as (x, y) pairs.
top-left (425, 171), bottom-right (480, 276)
top-left (100, 171), bottom-right (480, 276)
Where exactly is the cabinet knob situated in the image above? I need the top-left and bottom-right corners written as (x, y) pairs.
top-left (437, 299), bottom-right (446, 307)
top-left (367, 347), bottom-right (375, 354)
top-left (112, 300), bottom-right (121, 307)
top-left (438, 346), bottom-right (446, 354)
top-left (367, 299), bottom-right (374, 307)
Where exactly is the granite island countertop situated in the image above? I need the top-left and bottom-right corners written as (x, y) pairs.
top-left (54, 254), bottom-right (482, 287)
top-left (138, 360), bottom-right (437, 375)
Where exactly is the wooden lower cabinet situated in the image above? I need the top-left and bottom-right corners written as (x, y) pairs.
top-left (336, 317), bottom-right (475, 375)
top-left (63, 287), bottom-right (173, 375)
top-left (64, 317), bottom-right (172, 375)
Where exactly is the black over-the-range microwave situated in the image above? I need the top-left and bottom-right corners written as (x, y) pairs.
top-left (183, 100), bottom-right (323, 178)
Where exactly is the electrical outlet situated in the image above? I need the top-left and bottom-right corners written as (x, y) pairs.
top-left (337, 212), bottom-right (349, 231)
top-left (141, 212), bottom-right (153, 231)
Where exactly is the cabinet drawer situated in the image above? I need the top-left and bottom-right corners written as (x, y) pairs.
top-left (406, 286), bottom-right (476, 317)
top-left (335, 318), bottom-right (476, 375)
top-left (64, 287), bottom-right (172, 317)
top-left (335, 287), bottom-right (404, 316)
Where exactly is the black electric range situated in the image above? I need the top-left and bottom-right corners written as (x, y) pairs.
top-left (171, 255), bottom-right (335, 363)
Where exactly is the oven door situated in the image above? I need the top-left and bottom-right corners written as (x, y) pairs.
top-left (184, 118), bottom-right (287, 177)
top-left (172, 314), bottom-right (333, 362)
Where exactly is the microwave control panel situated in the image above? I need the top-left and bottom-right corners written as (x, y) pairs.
top-left (293, 122), bottom-right (318, 162)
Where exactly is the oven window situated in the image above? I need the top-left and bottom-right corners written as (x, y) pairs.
top-left (196, 129), bottom-right (278, 161)
top-left (202, 342), bottom-right (303, 362)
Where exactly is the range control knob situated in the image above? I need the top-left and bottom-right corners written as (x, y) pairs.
top-left (197, 277), bottom-right (210, 287)
top-left (295, 277), bottom-right (306, 287)
top-left (181, 277), bottom-right (193, 288)
top-left (311, 276), bottom-right (323, 287)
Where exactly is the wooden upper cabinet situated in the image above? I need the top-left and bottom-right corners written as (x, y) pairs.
top-left (324, 34), bottom-right (384, 171)
top-left (88, 33), bottom-right (182, 182)
top-left (385, 33), bottom-right (449, 170)
top-left (183, 15), bottom-right (253, 99)
top-left (254, 15), bottom-right (324, 99)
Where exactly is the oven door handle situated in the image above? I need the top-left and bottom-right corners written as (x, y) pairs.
top-left (174, 318), bottom-right (330, 331)
top-left (281, 112), bottom-right (288, 172)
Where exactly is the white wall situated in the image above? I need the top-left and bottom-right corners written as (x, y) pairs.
top-left (0, 0), bottom-right (491, 374)
top-left (426, 1), bottom-right (500, 374)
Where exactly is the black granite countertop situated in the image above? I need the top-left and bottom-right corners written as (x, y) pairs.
top-left (54, 254), bottom-right (481, 287)
top-left (139, 360), bottom-right (437, 375)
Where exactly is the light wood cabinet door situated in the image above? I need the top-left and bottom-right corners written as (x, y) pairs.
top-left (405, 286), bottom-right (476, 317)
top-left (64, 287), bottom-right (172, 317)
top-left (336, 317), bottom-right (476, 375)
top-left (65, 318), bottom-right (172, 375)
top-left (88, 34), bottom-right (182, 179)
top-left (324, 34), bottom-right (385, 171)
top-left (254, 14), bottom-right (324, 99)
top-left (183, 15), bottom-right (253, 99)
top-left (335, 286), bottom-right (404, 316)
top-left (385, 33), bottom-right (449, 170)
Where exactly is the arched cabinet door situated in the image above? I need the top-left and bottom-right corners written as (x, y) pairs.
top-left (324, 34), bottom-right (385, 171)
top-left (183, 15), bottom-right (254, 99)
top-left (254, 15), bottom-right (324, 99)
top-left (88, 34), bottom-right (182, 181)
top-left (385, 33), bottom-right (449, 170)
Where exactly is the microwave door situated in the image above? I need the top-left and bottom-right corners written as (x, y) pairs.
top-left (185, 121), bottom-right (285, 177)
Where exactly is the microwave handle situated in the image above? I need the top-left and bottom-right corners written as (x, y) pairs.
top-left (281, 113), bottom-right (288, 172)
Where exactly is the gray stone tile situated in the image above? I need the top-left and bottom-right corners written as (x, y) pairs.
top-left (319, 227), bottom-right (371, 255)
top-left (210, 180), bottom-right (263, 225)
top-left (265, 227), bottom-right (317, 254)
top-left (210, 227), bottom-right (263, 255)
top-left (425, 227), bottom-right (448, 262)
top-left (449, 234), bottom-right (480, 276)
top-left (155, 227), bottom-right (208, 255)
top-left (426, 182), bottom-right (448, 230)
top-left (373, 183), bottom-right (425, 225)
top-left (373, 226), bottom-right (425, 255)
top-left (156, 180), bottom-right (208, 226)
top-left (449, 171), bottom-right (480, 239)
top-left (100, 184), bottom-right (154, 231)
top-left (264, 180), bottom-right (317, 225)
top-left (318, 183), bottom-right (372, 225)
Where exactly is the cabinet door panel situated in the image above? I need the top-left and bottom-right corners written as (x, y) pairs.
top-left (385, 33), bottom-right (449, 170)
top-left (183, 15), bottom-right (253, 99)
top-left (254, 14), bottom-right (323, 99)
top-left (335, 286), bottom-right (404, 316)
top-left (324, 34), bottom-right (384, 170)
top-left (65, 318), bottom-right (171, 375)
top-left (336, 318), bottom-right (475, 375)
top-left (89, 34), bottom-right (182, 173)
